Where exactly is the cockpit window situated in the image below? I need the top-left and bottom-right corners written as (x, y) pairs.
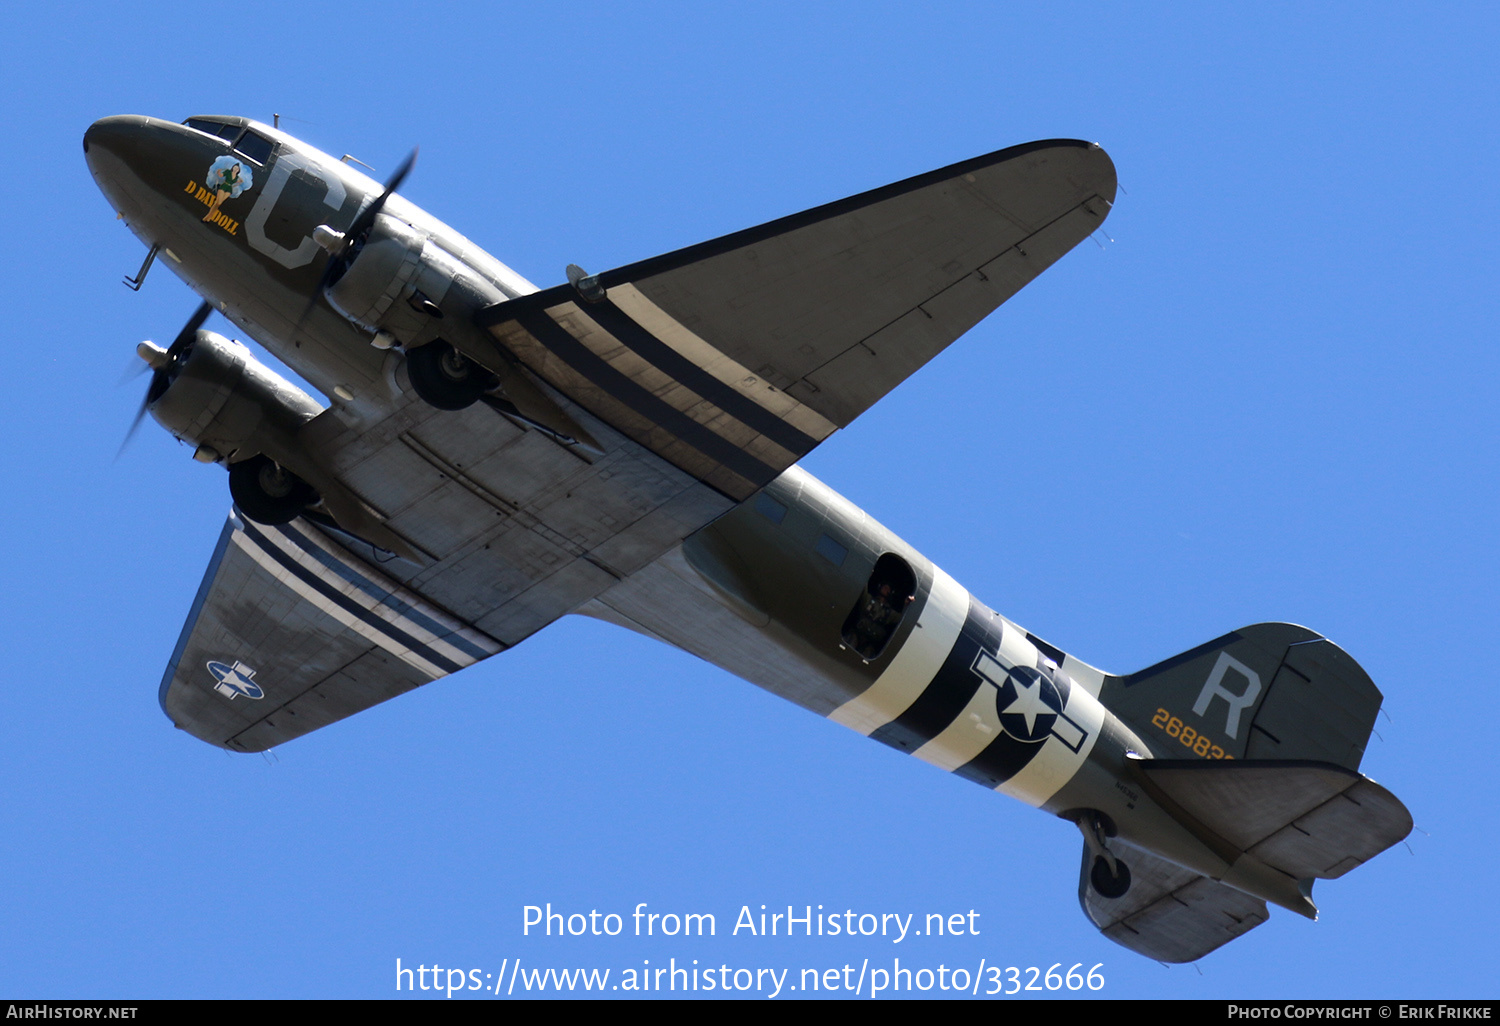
top-left (185, 118), bottom-right (228, 137)
top-left (234, 131), bottom-right (273, 165)
top-left (183, 119), bottom-right (243, 144)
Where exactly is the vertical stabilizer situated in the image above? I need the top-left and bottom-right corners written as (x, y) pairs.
top-left (1099, 623), bottom-right (1382, 770)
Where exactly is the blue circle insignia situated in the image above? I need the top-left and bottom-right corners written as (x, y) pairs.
top-left (993, 665), bottom-right (1063, 743)
top-left (206, 660), bottom-right (264, 701)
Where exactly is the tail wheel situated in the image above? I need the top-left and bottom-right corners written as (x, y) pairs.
top-left (1090, 855), bottom-right (1132, 899)
top-left (406, 339), bottom-right (495, 410)
top-left (229, 455), bottom-right (319, 525)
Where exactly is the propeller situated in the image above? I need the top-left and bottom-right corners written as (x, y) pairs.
top-left (297, 147), bottom-right (418, 334)
top-left (118, 300), bottom-right (213, 458)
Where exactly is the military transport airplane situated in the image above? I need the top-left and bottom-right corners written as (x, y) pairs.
top-left (84, 114), bottom-right (1411, 963)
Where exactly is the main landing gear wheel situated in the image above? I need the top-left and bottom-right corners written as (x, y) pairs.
top-left (1089, 854), bottom-right (1132, 899)
top-left (229, 455), bottom-right (319, 525)
top-left (406, 339), bottom-right (495, 410)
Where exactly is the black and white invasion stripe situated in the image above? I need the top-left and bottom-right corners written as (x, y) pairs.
top-left (479, 283), bottom-right (837, 501)
top-left (229, 514), bottom-right (502, 680)
top-left (829, 567), bottom-right (1105, 807)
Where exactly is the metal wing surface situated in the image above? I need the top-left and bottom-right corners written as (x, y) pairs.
top-left (159, 512), bottom-right (504, 752)
top-left (163, 388), bottom-right (735, 751)
top-left (476, 140), bottom-right (1117, 500)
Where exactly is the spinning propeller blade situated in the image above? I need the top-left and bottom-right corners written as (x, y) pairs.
top-left (117, 300), bottom-right (213, 459)
top-left (297, 148), bottom-right (418, 337)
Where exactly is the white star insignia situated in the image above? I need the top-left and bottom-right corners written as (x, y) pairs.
top-left (1001, 671), bottom-right (1053, 734)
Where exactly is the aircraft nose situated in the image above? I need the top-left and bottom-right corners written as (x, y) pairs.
top-left (83, 115), bottom-right (150, 165)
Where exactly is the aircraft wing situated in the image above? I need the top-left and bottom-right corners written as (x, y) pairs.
top-left (161, 389), bottom-right (736, 751)
top-left (159, 512), bottom-right (504, 752)
top-left (476, 140), bottom-right (1116, 500)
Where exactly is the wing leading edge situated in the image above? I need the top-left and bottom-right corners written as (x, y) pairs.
top-left (159, 512), bottom-right (503, 752)
top-left (476, 140), bottom-right (1117, 500)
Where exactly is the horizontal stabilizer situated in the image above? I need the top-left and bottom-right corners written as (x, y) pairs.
top-left (1080, 843), bottom-right (1268, 963)
top-left (1136, 759), bottom-right (1413, 880)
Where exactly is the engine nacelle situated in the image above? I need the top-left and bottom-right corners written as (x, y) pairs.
top-left (149, 330), bottom-right (324, 464)
top-left (324, 212), bottom-right (496, 342)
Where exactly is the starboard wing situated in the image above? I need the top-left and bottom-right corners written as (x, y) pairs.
top-left (159, 512), bottom-right (503, 752)
top-left (475, 140), bottom-right (1117, 500)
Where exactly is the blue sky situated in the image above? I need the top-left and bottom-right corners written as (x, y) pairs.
top-left (1, 1), bottom-right (1496, 999)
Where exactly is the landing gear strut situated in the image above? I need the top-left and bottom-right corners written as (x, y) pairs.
top-left (229, 454), bottom-right (319, 525)
top-left (406, 339), bottom-right (495, 410)
top-left (1078, 811), bottom-right (1132, 899)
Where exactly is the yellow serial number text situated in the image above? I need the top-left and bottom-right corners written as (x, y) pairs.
top-left (1151, 708), bottom-right (1233, 760)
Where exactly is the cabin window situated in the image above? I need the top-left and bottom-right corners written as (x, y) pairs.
top-left (234, 131), bottom-right (274, 165)
top-left (815, 534), bottom-right (847, 566)
top-left (755, 492), bottom-right (787, 525)
top-left (840, 554), bottom-right (917, 661)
